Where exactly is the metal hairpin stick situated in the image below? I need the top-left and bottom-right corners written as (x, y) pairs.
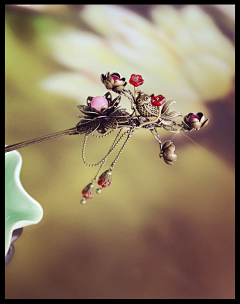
top-left (5, 127), bottom-right (78, 153)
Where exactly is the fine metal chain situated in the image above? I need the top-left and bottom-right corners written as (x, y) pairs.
top-left (82, 129), bottom-right (134, 183)
top-left (109, 129), bottom-right (134, 171)
top-left (91, 129), bottom-right (134, 182)
top-left (92, 154), bottom-right (109, 182)
top-left (82, 128), bottom-right (130, 167)
top-left (91, 129), bottom-right (114, 139)
top-left (81, 132), bottom-right (118, 167)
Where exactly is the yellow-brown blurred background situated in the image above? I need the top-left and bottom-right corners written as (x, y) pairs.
top-left (5, 5), bottom-right (235, 299)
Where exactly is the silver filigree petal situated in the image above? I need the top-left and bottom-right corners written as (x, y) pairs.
top-left (162, 111), bottom-right (182, 119)
top-left (161, 100), bottom-right (176, 115)
top-left (201, 118), bottom-right (209, 128)
top-left (102, 118), bottom-right (118, 130)
top-left (77, 119), bottom-right (100, 135)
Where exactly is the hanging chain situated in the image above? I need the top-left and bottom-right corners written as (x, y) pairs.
top-left (90, 129), bottom-right (114, 139)
top-left (109, 129), bottom-right (134, 171)
top-left (81, 128), bottom-right (134, 183)
top-left (82, 130), bottom-right (121, 167)
top-left (82, 128), bottom-right (132, 168)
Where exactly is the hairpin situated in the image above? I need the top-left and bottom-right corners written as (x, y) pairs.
top-left (5, 72), bottom-right (209, 204)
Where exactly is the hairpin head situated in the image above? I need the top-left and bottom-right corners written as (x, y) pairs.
top-left (77, 92), bottom-right (129, 135)
top-left (78, 72), bottom-right (209, 204)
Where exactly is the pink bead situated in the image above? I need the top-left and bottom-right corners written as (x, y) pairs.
top-left (90, 96), bottom-right (108, 112)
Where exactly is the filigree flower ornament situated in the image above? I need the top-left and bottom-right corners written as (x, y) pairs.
top-left (5, 150), bottom-right (43, 259)
top-left (76, 92), bottom-right (130, 134)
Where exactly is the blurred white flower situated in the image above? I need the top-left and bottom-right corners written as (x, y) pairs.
top-left (151, 6), bottom-right (234, 100)
top-left (41, 5), bottom-right (234, 116)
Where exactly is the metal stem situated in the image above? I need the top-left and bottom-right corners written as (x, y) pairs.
top-left (150, 127), bottom-right (162, 150)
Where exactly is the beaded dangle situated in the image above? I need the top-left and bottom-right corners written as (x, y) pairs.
top-left (5, 72), bottom-right (209, 205)
top-left (80, 128), bottom-right (133, 204)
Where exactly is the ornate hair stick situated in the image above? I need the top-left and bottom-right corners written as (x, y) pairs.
top-left (5, 72), bottom-right (209, 204)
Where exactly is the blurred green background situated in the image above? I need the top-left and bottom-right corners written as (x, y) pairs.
top-left (5, 5), bottom-right (235, 299)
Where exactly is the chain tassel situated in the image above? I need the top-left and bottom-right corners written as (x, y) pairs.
top-left (80, 129), bottom-right (133, 204)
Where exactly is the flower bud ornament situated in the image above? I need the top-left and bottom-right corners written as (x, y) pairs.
top-left (183, 112), bottom-right (209, 130)
top-left (160, 140), bottom-right (177, 165)
top-left (81, 182), bottom-right (95, 204)
top-left (97, 170), bottom-right (112, 188)
top-left (101, 72), bottom-right (127, 92)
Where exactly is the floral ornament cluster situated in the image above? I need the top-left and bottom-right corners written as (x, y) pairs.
top-left (5, 71), bottom-right (209, 205)
top-left (76, 72), bottom-right (209, 204)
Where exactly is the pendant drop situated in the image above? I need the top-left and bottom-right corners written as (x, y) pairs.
top-left (97, 170), bottom-right (112, 188)
top-left (96, 188), bottom-right (102, 194)
top-left (81, 182), bottom-right (95, 204)
top-left (81, 198), bottom-right (87, 205)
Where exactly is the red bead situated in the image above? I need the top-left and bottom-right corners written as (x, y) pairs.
top-left (151, 95), bottom-right (166, 107)
top-left (97, 170), bottom-right (112, 188)
top-left (82, 183), bottom-right (95, 199)
top-left (129, 74), bottom-right (144, 87)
